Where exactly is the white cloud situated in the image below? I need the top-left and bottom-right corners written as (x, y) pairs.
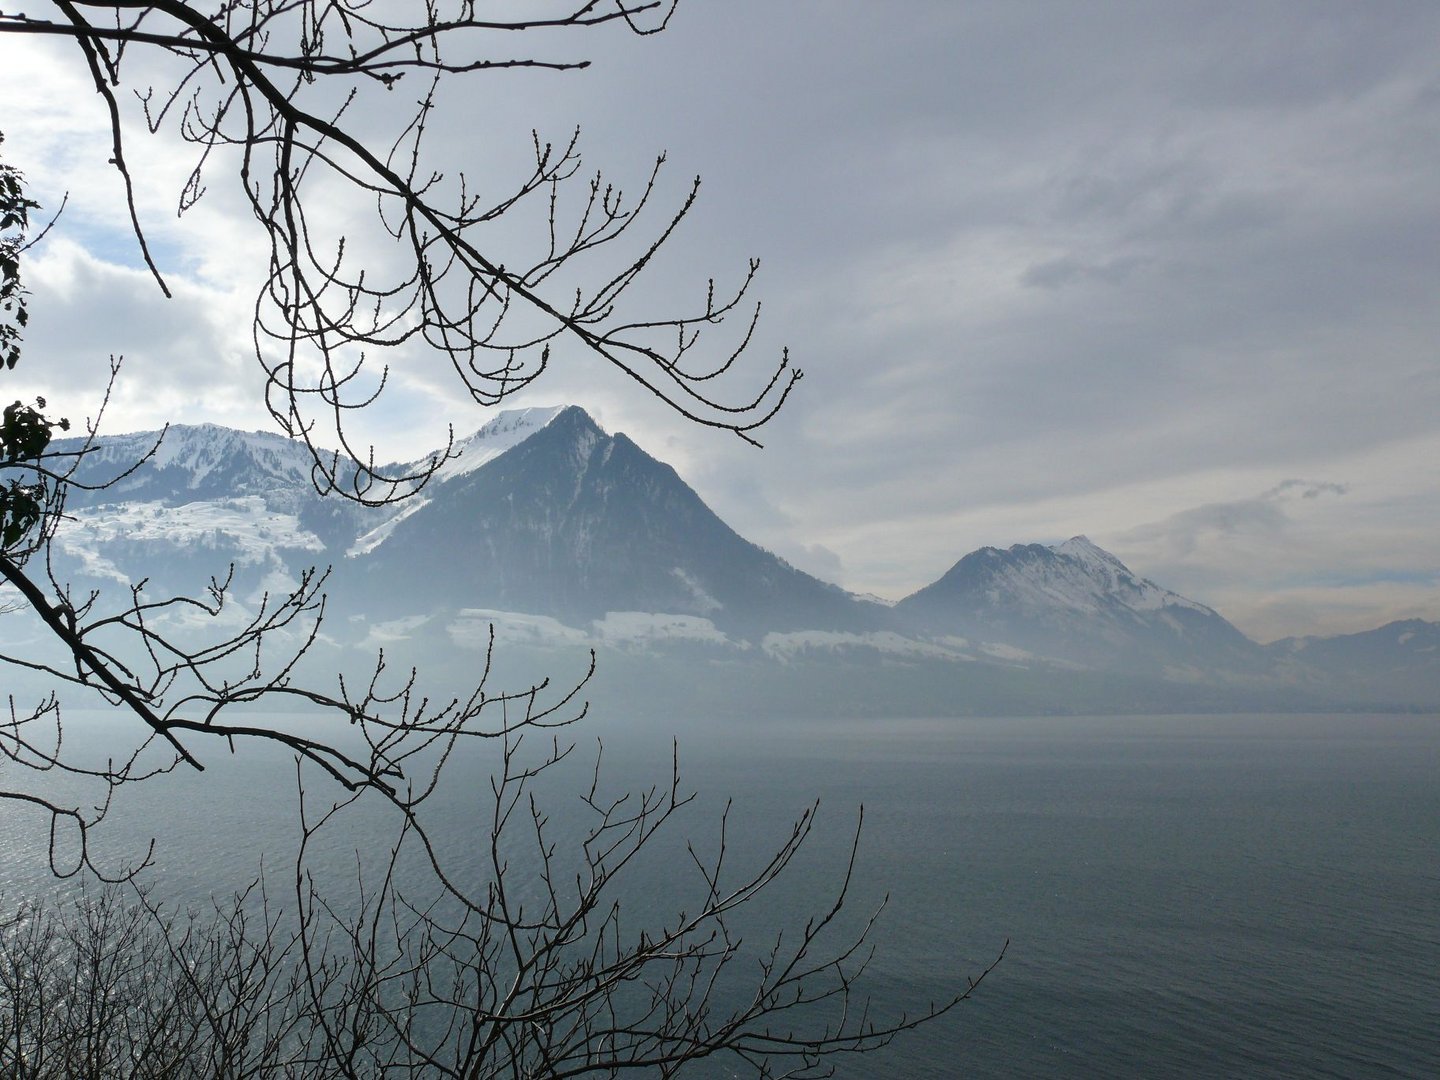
top-left (16, 239), bottom-right (263, 433)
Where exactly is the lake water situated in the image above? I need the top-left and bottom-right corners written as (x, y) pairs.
top-left (2, 711), bottom-right (1437, 1077)
top-left (673, 713), bottom-right (1440, 1078)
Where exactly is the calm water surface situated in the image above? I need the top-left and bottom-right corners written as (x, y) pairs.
top-left (670, 713), bottom-right (1440, 1078)
top-left (2, 711), bottom-right (1437, 1077)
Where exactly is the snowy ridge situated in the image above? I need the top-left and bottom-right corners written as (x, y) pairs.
top-left (423, 406), bottom-right (568, 483)
top-left (347, 497), bottom-right (431, 558)
top-left (147, 425), bottom-right (315, 488)
top-left (922, 535), bottom-right (1216, 621)
top-left (853, 592), bottom-right (900, 608)
top-left (1054, 535), bottom-right (1209, 613)
top-left (54, 424), bottom-right (327, 513)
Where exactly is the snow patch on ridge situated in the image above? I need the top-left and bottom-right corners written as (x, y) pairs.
top-left (592, 612), bottom-right (734, 648)
top-left (446, 608), bottom-right (738, 651)
top-left (347, 497), bottom-right (431, 558)
top-left (59, 498), bottom-right (324, 574)
top-left (670, 568), bottom-right (723, 614)
top-left (1053, 535), bottom-right (1211, 614)
top-left (448, 608), bottom-right (590, 649)
top-left (429, 406), bottom-right (568, 483)
top-left (762, 630), bottom-right (975, 663)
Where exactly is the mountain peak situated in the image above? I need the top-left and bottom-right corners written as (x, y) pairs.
top-left (428, 405), bottom-right (577, 482)
top-left (342, 402), bottom-right (867, 635)
top-left (896, 534), bottom-right (1251, 671)
top-left (1051, 536), bottom-right (1168, 608)
top-left (1055, 534), bottom-right (1104, 559)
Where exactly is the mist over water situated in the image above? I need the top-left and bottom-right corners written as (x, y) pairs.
top-left (3, 711), bottom-right (1437, 1077)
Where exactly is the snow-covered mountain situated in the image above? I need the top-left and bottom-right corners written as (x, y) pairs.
top-left (896, 536), bottom-right (1264, 673)
top-left (52, 424), bottom-right (341, 601)
top-left (49, 409), bottom-right (575, 597)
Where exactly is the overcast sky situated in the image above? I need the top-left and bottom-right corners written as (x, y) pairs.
top-left (3, 1), bottom-right (1438, 642)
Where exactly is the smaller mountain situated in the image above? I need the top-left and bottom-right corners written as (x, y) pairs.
top-left (1267, 619), bottom-right (1440, 706)
top-left (896, 536), bottom-right (1263, 673)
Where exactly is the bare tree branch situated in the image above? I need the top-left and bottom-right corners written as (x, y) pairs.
top-left (3, 0), bottom-right (798, 503)
top-left (0, 13), bottom-right (1001, 1071)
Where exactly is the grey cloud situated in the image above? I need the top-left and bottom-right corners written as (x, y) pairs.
top-left (1020, 255), bottom-right (1146, 291)
top-left (19, 241), bottom-right (262, 431)
top-left (1120, 481), bottom-right (1348, 557)
top-left (1264, 480), bottom-right (1349, 501)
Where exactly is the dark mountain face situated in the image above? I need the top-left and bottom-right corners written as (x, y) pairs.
top-left (342, 407), bottom-right (877, 636)
top-left (896, 536), bottom-right (1263, 673)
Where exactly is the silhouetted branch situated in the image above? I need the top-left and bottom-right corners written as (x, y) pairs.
top-left (0, 24), bottom-right (998, 1072)
top-left (2, 0), bottom-right (798, 503)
